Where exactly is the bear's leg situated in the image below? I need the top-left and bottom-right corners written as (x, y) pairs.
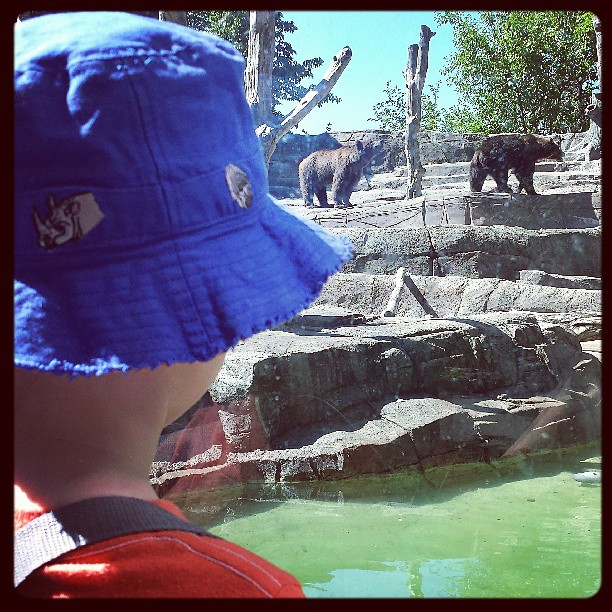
top-left (491, 168), bottom-right (513, 193)
top-left (315, 186), bottom-right (330, 208)
top-left (300, 173), bottom-right (314, 207)
top-left (331, 175), bottom-right (345, 208)
top-left (332, 170), bottom-right (357, 208)
top-left (469, 165), bottom-right (487, 192)
top-left (515, 164), bottom-right (537, 195)
top-left (339, 176), bottom-right (359, 208)
top-left (301, 189), bottom-right (314, 208)
top-left (516, 174), bottom-right (537, 195)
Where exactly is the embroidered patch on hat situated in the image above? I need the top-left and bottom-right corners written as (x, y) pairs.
top-left (32, 192), bottom-right (105, 251)
top-left (225, 164), bottom-right (253, 210)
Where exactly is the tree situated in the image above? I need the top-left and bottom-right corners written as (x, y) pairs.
top-left (188, 11), bottom-right (249, 55)
top-left (368, 82), bottom-right (406, 132)
top-left (436, 102), bottom-right (481, 133)
top-left (222, 10), bottom-right (350, 165)
top-left (582, 14), bottom-right (601, 160)
top-left (368, 81), bottom-right (442, 132)
top-left (188, 11), bottom-right (339, 118)
top-left (244, 11), bottom-right (276, 128)
top-left (434, 10), bottom-right (598, 134)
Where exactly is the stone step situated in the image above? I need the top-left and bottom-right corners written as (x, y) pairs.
top-left (518, 270), bottom-right (601, 290)
top-left (227, 397), bottom-right (483, 483)
top-left (312, 272), bottom-right (601, 320)
top-left (295, 190), bottom-right (600, 231)
top-left (581, 340), bottom-right (601, 361)
top-left (328, 226), bottom-right (601, 278)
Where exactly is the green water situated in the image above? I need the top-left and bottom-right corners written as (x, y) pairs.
top-left (177, 446), bottom-right (601, 598)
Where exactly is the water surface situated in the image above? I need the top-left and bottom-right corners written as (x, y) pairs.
top-left (176, 445), bottom-right (601, 598)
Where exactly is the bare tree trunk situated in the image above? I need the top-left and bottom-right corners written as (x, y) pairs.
top-left (159, 11), bottom-right (188, 26)
top-left (404, 25), bottom-right (435, 199)
top-left (594, 14), bottom-right (602, 92)
top-left (242, 11), bottom-right (352, 166)
top-left (583, 15), bottom-right (602, 161)
top-left (244, 11), bottom-right (276, 128)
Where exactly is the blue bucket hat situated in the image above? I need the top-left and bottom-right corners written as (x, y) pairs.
top-left (14, 11), bottom-right (352, 376)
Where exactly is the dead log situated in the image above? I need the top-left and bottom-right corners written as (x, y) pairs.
top-left (381, 267), bottom-right (438, 318)
top-left (404, 25), bottom-right (435, 199)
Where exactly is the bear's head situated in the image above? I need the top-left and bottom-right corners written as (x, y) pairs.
top-left (354, 138), bottom-right (384, 165)
top-left (538, 136), bottom-right (563, 161)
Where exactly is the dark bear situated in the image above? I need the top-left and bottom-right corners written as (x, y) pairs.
top-left (469, 134), bottom-right (563, 195)
top-left (298, 138), bottom-right (381, 208)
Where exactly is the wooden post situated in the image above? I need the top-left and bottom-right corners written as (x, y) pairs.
top-left (382, 267), bottom-right (407, 317)
top-left (404, 25), bottom-right (435, 199)
top-left (464, 196), bottom-right (473, 225)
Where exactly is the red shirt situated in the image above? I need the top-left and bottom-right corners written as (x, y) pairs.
top-left (15, 492), bottom-right (305, 598)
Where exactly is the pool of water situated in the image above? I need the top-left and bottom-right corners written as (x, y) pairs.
top-left (175, 444), bottom-right (601, 598)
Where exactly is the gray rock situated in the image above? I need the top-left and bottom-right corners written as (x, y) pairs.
top-left (209, 312), bottom-right (583, 449)
top-left (332, 226), bottom-right (601, 279)
top-left (518, 269), bottom-right (601, 290)
top-left (312, 272), bottom-right (600, 319)
top-left (223, 397), bottom-right (480, 483)
top-left (466, 192), bottom-right (600, 230)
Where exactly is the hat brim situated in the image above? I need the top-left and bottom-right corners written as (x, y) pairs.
top-left (14, 195), bottom-right (352, 376)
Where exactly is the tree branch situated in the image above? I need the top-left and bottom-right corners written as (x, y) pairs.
top-left (255, 46), bottom-right (353, 166)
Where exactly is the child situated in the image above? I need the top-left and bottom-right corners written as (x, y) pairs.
top-left (14, 11), bottom-right (351, 597)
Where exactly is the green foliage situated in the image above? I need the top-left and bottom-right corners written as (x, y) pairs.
top-left (434, 10), bottom-right (598, 133)
top-left (368, 81), bottom-right (405, 131)
top-left (370, 11), bottom-right (597, 134)
top-left (436, 102), bottom-right (481, 133)
top-left (188, 11), bottom-right (339, 117)
top-left (188, 11), bottom-right (249, 55)
top-left (367, 80), bottom-right (444, 131)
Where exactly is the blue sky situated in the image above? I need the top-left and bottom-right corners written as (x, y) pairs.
top-left (276, 11), bottom-right (461, 135)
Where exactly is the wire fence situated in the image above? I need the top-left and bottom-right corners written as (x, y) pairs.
top-left (308, 192), bottom-right (600, 229)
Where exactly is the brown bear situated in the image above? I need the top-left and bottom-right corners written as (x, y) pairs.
top-left (298, 138), bottom-right (381, 208)
top-left (469, 134), bottom-right (563, 195)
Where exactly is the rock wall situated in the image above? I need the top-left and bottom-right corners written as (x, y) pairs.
top-left (153, 129), bottom-right (600, 498)
top-left (208, 312), bottom-right (583, 449)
